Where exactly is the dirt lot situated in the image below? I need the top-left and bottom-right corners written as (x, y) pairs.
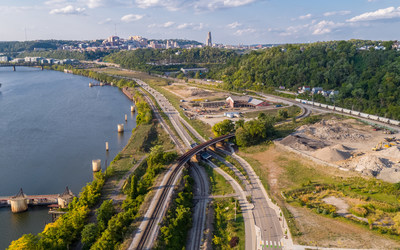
top-left (163, 82), bottom-right (227, 101)
top-left (239, 145), bottom-right (400, 248)
top-left (279, 117), bottom-right (400, 183)
top-left (163, 82), bottom-right (283, 126)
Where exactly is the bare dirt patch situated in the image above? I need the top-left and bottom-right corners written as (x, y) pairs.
top-left (280, 117), bottom-right (400, 182)
top-left (322, 196), bottom-right (349, 215)
top-left (288, 205), bottom-right (400, 249)
top-left (239, 145), bottom-right (400, 248)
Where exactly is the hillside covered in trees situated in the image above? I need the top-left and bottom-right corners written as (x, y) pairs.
top-left (104, 40), bottom-right (400, 119)
top-left (216, 41), bottom-right (400, 119)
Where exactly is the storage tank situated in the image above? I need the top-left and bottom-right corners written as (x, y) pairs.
top-left (118, 124), bottom-right (124, 133)
top-left (92, 159), bottom-right (101, 172)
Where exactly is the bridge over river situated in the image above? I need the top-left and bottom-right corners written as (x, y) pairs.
top-left (0, 63), bottom-right (48, 71)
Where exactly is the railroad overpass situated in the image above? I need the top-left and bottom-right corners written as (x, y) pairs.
top-left (131, 133), bottom-right (235, 250)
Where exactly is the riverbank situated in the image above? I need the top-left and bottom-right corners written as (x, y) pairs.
top-left (4, 68), bottom-right (138, 249)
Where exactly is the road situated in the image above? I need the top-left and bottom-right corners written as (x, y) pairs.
top-left (205, 159), bottom-right (257, 250)
top-left (210, 150), bottom-right (285, 249)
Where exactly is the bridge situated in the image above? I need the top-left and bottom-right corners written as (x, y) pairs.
top-left (0, 187), bottom-right (74, 213)
top-left (133, 133), bottom-right (235, 249)
top-left (0, 62), bottom-right (48, 71)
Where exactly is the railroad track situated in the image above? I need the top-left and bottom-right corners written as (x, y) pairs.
top-left (188, 162), bottom-right (207, 250)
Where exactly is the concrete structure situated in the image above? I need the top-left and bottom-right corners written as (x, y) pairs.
top-left (118, 124), bottom-right (124, 133)
top-left (92, 159), bottom-right (101, 172)
top-left (57, 187), bottom-right (74, 209)
top-left (10, 189), bottom-right (28, 213)
top-left (180, 67), bottom-right (209, 74)
top-left (206, 31), bottom-right (212, 47)
top-left (200, 100), bottom-right (225, 108)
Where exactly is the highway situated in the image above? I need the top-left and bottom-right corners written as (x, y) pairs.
top-left (108, 71), bottom-right (296, 249)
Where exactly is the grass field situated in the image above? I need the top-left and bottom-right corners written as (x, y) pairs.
top-left (243, 105), bottom-right (300, 119)
top-left (199, 162), bottom-right (234, 195)
top-left (238, 144), bottom-right (400, 248)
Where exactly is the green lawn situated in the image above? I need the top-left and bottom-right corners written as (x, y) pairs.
top-left (199, 162), bottom-right (234, 195)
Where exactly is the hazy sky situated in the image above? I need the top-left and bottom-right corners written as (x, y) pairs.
top-left (1, 0), bottom-right (400, 44)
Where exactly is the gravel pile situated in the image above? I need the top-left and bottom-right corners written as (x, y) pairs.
top-left (302, 119), bottom-right (370, 141)
top-left (313, 146), bottom-right (352, 162)
top-left (280, 134), bottom-right (329, 151)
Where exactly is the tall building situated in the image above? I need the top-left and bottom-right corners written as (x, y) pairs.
top-left (206, 31), bottom-right (212, 47)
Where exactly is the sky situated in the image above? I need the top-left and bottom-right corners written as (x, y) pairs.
top-left (1, 0), bottom-right (400, 44)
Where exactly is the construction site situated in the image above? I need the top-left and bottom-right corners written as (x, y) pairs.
top-left (163, 82), bottom-right (285, 126)
top-left (278, 117), bottom-right (400, 183)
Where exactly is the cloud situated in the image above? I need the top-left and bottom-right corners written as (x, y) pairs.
top-left (148, 21), bottom-right (175, 28)
top-left (135, 0), bottom-right (258, 11)
top-left (121, 14), bottom-right (144, 22)
top-left (234, 28), bottom-right (256, 36)
top-left (312, 20), bottom-right (345, 35)
top-left (50, 5), bottom-right (86, 15)
top-left (177, 22), bottom-right (204, 30)
top-left (324, 10), bottom-right (351, 17)
top-left (347, 6), bottom-right (400, 22)
top-left (98, 18), bottom-right (112, 24)
top-left (227, 22), bottom-right (241, 29)
top-left (194, 0), bottom-right (257, 11)
top-left (86, 0), bottom-right (105, 8)
top-left (299, 13), bottom-right (312, 20)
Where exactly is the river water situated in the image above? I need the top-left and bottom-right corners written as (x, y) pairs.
top-left (0, 67), bottom-right (136, 248)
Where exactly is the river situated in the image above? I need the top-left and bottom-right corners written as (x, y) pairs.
top-left (0, 67), bottom-right (136, 248)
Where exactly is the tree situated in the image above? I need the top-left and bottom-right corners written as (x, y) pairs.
top-left (81, 223), bottom-right (98, 249)
top-left (212, 119), bottom-right (235, 137)
top-left (277, 109), bottom-right (289, 119)
top-left (8, 234), bottom-right (38, 250)
top-left (235, 119), bottom-right (245, 129)
top-left (96, 200), bottom-right (116, 232)
top-left (235, 127), bottom-right (251, 147)
top-left (130, 175), bottom-right (138, 199)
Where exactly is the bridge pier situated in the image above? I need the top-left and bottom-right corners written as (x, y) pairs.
top-left (41, 66), bottom-right (44, 71)
top-left (13, 65), bottom-right (16, 71)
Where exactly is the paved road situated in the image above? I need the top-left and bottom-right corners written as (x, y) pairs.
top-left (205, 159), bottom-right (257, 250)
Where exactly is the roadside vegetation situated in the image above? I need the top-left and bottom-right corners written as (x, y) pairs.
top-left (212, 198), bottom-right (245, 249)
top-left (238, 143), bottom-right (400, 248)
top-left (93, 68), bottom-right (213, 139)
top-left (199, 162), bottom-right (234, 195)
top-left (157, 172), bottom-right (194, 249)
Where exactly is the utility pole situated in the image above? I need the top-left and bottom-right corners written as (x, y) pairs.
top-left (234, 199), bottom-right (237, 221)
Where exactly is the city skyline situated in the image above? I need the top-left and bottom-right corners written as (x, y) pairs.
top-left (1, 0), bottom-right (400, 44)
